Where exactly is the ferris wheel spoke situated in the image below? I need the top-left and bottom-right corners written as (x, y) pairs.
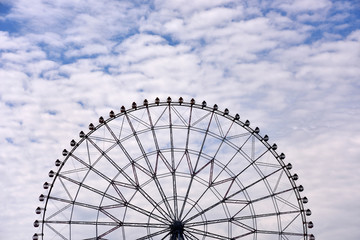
top-left (180, 168), bottom-right (234, 222)
top-left (120, 202), bottom-right (169, 224)
top-left (104, 120), bottom-right (175, 220)
top-left (249, 187), bottom-right (294, 205)
top-left (281, 234), bottom-right (290, 240)
top-left (168, 105), bottom-right (180, 220)
top-left (122, 222), bottom-right (168, 228)
top-left (86, 135), bottom-right (137, 185)
top-left (47, 195), bottom-right (98, 209)
top-left (148, 106), bottom-right (184, 220)
top-left (171, 105), bottom-right (188, 126)
top-left (212, 145), bottom-right (270, 188)
top-left (85, 139), bottom-right (92, 166)
top-left (186, 209), bottom-right (301, 228)
top-left (45, 203), bottom-right (72, 221)
top-left (44, 220), bottom-right (119, 225)
top-left (230, 231), bottom-right (255, 239)
top-left (61, 167), bottom-right (88, 175)
top-left (184, 105), bottom-right (193, 148)
top-left (45, 222), bottom-right (68, 240)
top-left (211, 119), bottom-right (235, 159)
top-left (193, 128), bottom-right (233, 174)
top-left (211, 135), bottom-right (264, 185)
top-left (184, 227), bottom-right (226, 239)
top-left (255, 229), bottom-right (306, 237)
top-left (70, 151), bottom-right (128, 202)
top-left (99, 208), bottom-right (123, 224)
top-left (135, 228), bottom-right (170, 240)
top-left (273, 169), bottom-right (285, 192)
top-left (275, 195), bottom-right (299, 210)
top-left (58, 174), bottom-right (120, 203)
top-left (282, 212), bottom-right (301, 231)
top-left (128, 112), bottom-right (151, 129)
top-left (185, 217), bottom-right (235, 227)
top-left (179, 111), bottom-right (215, 219)
top-left (160, 232), bottom-right (171, 240)
top-left (256, 161), bottom-right (282, 168)
top-left (193, 112), bottom-right (215, 172)
top-left (214, 114), bottom-right (224, 137)
top-left (183, 230), bottom-right (199, 240)
top-left (86, 136), bottom-right (172, 222)
top-left (226, 132), bottom-right (251, 140)
top-left (180, 121), bottom-right (237, 221)
top-left (225, 166), bottom-right (284, 202)
top-left (88, 135), bottom-right (117, 144)
top-left (134, 107), bottom-right (178, 220)
top-left (67, 152), bottom-right (129, 202)
top-left (111, 181), bottom-right (129, 203)
top-left (58, 177), bottom-right (74, 201)
top-left (69, 153), bottom-right (111, 181)
top-left (56, 174), bottom-right (169, 224)
top-left (191, 112), bottom-right (211, 127)
top-left (226, 187), bottom-right (295, 218)
top-left (184, 167), bottom-right (283, 224)
top-left (153, 105), bottom-right (168, 126)
top-left (48, 193), bottom-right (169, 225)
top-left (95, 225), bottom-right (122, 239)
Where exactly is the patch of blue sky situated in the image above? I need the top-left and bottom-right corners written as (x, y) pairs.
top-left (29, 138), bottom-right (38, 143)
top-left (162, 34), bottom-right (180, 46)
top-left (77, 101), bottom-right (85, 108)
top-left (142, 30), bottom-right (180, 46)
top-left (109, 23), bottom-right (140, 44)
top-left (56, 55), bottom-right (76, 66)
top-left (59, 54), bottom-right (91, 65)
top-left (0, 2), bottom-right (11, 15)
top-left (5, 101), bottom-right (15, 108)
top-left (0, 3), bottom-right (20, 33)
top-left (42, 71), bottom-right (70, 81)
top-left (56, 44), bottom-right (111, 66)
top-left (46, 110), bottom-right (57, 116)
top-left (5, 101), bottom-right (27, 108)
top-left (305, 2), bottom-right (359, 42)
top-left (332, 9), bottom-right (360, 37)
top-left (102, 65), bottom-right (112, 75)
top-left (0, 18), bottom-right (20, 33)
top-left (5, 137), bottom-right (13, 144)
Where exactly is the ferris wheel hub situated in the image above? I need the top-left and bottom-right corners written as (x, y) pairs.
top-left (170, 220), bottom-right (184, 239)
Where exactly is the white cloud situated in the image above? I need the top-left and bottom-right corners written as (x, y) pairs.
top-left (0, 0), bottom-right (359, 239)
top-left (276, 0), bottom-right (332, 14)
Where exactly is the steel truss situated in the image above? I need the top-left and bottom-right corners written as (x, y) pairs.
top-left (34, 97), bottom-right (314, 240)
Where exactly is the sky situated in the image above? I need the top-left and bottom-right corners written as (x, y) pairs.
top-left (0, 0), bottom-right (359, 239)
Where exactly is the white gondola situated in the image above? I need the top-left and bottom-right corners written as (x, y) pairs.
top-left (88, 123), bottom-right (95, 130)
top-left (202, 101), bottom-right (206, 107)
top-left (109, 110), bottom-right (115, 117)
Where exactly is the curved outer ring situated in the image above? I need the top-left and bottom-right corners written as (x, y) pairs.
top-left (37, 99), bottom-right (311, 239)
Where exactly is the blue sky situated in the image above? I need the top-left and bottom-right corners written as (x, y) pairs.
top-left (0, 0), bottom-right (359, 239)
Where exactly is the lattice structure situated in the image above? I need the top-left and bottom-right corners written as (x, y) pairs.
top-left (34, 97), bottom-right (314, 240)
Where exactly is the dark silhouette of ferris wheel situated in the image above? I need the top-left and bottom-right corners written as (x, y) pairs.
top-left (34, 97), bottom-right (314, 240)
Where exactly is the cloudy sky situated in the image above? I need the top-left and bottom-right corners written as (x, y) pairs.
top-left (0, 0), bottom-right (359, 239)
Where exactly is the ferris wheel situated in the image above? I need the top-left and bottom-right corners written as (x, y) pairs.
top-left (34, 97), bottom-right (314, 240)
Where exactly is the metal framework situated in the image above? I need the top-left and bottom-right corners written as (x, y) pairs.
top-left (34, 97), bottom-right (314, 240)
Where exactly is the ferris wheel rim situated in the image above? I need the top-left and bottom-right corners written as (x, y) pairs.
top-left (34, 97), bottom-right (314, 240)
